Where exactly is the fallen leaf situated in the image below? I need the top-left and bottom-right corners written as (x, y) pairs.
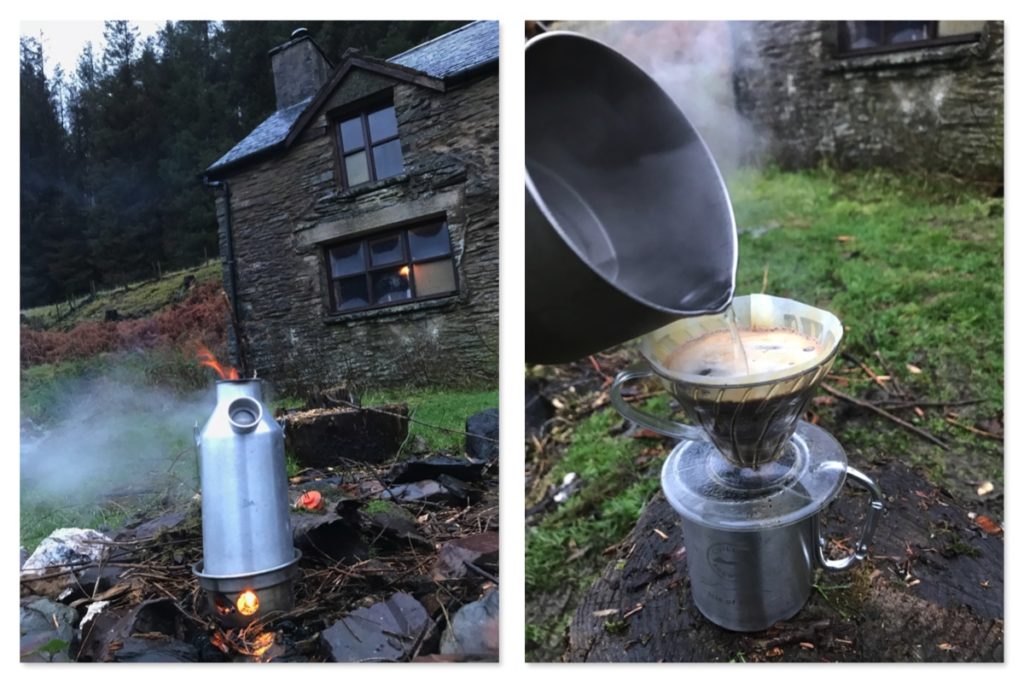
top-left (914, 406), bottom-right (925, 418)
top-left (976, 481), bottom-right (995, 497)
top-left (766, 646), bottom-right (784, 657)
top-left (812, 396), bottom-right (838, 406)
top-left (836, 235), bottom-right (854, 243)
top-left (974, 515), bottom-right (1002, 535)
top-left (906, 364), bottom-right (923, 374)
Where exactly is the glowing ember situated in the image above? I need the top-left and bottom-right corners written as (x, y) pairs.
top-left (236, 590), bottom-right (260, 616)
top-left (295, 490), bottom-right (323, 510)
top-left (399, 265), bottom-right (410, 277)
top-left (250, 632), bottom-right (276, 659)
top-left (197, 344), bottom-right (240, 380)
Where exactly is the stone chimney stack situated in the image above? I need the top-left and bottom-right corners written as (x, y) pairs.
top-left (269, 28), bottom-right (332, 110)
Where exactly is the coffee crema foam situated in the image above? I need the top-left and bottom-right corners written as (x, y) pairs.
top-left (665, 328), bottom-right (824, 378)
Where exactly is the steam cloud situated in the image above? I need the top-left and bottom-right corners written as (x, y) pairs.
top-left (553, 20), bottom-right (765, 173)
top-left (21, 367), bottom-right (213, 512)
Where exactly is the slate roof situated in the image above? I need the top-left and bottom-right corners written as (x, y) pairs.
top-left (388, 20), bottom-right (499, 79)
top-left (207, 97), bottom-right (311, 173)
top-left (206, 20), bottom-right (498, 175)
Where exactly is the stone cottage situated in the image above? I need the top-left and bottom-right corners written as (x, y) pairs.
top-left (204, 21), bottom-right (498, 392)
top-left (731, 21), bottom-right (1003, 183)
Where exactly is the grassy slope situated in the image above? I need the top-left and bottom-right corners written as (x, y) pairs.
top-left (524, 167), bottom-right (1004, 659)
top-left (22, 261), bottom-right (222, 331)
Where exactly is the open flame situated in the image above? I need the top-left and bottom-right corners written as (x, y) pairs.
top-left (197, 344), bottom-right (240, 380)
top-left (209, 627), bottom-right (282, 662)
top-left (236, 589), bottom-right (260, 616)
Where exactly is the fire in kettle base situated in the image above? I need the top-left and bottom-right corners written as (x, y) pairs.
top-left (193, 549), bottom-right (301, 629)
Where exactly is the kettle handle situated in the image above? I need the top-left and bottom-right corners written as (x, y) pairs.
top-left (814, 466), bottom-right (884, 572)
top-left (610, 364), bottom-right (709, 442)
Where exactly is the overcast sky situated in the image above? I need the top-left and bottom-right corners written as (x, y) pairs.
top-left (20, 20), bottom-right (165, 80)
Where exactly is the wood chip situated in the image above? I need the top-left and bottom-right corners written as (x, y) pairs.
top-left (799, 642), bottom-right (815, 650)
top-left (837, 235), bottom-right (854, 243)
top-left (976, 481), bottom-right (995, 497)
top-left (592, 608), bottom-right (619, 618)
top-left (938, 643), bottom-right (955, 651)
top-left (652, 528), bottom-right (669, 541)
top-left (906, 364), bottom-right (923, 374)
top-left (766, 646), bottom-right (784, 657)
top-left (914, 406), bottom-right (925, 418)
top-left (623, 603), bottom-right (645, 619)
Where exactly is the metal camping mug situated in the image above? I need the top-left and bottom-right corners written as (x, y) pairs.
top-left (671, 460), bottom-right (884, 632)
top-left (525, 31), bottom-right (738, 364)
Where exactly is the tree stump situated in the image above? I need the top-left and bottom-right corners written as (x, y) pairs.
top-left (567, 461), bottom-right (1003, 662)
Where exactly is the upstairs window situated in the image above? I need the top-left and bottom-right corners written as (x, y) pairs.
top-left (324, 218), bottom-right (458, 313)
top-left (837, 21), bottom-right (984, 57)
top-left (337, 104), bottom-right (404, 188)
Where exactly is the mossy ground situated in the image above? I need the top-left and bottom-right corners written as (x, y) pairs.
top-left (525, 167), bottom-right (1004, 660)
top-left (22, 261), bottom-right (222, 331)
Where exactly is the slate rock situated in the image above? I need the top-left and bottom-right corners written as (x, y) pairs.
top-left (432, 531), bottom-right (499, 580)
top-left (131, 511), bottom-right (187, 540)
top-left (20, 597), bottom-right (79, 662)
top-left (440, 589), bottom-right (499, 658)
top-left (112, 636), bottom-right (199, 662)
top-left (321, 592), bottom-right (431, 662)
top-left (389, 454), bottom-right (486, 484)
top-left (465, 408), bottom-right (499, 462)
top-left (291, 512), bottom-right (368, 562)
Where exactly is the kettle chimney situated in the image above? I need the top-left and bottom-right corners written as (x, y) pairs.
top-left (269, 28), bottom-right (331, 110)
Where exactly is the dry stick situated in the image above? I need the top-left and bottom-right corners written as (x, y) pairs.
top-left (945, 417), bottom-right (1003, 441)
top-left (875, 398), bottom-right (986, 409)
top-left (873, 350), bottom-right (909, 398)
top-left (820, 383), bottom-right (951, 451)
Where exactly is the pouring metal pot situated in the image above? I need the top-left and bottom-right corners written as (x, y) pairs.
top-left (526, 31), bottom-right (738, 363)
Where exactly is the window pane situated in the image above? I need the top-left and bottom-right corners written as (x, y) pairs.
top-left (369, 234), bottom-right (403, 266)
top-left (413, 259), bottom-right (456, 297)
top-left (339, 117), bottom-right (365, 152)
top-left (344, 151), bottom-right (370, 186)
top-left (841, 21), bottom-right (883, 50)
top-left (886, 21), bottom-right (930, 44)
top-left (371, 266), bottom-right (412, 304)
top-left (367, 106), bottom-right (398, 142)
top-left (408, 222), bottom-right (452, 260)
top-left (372, 140), bottom-right (404, 180)
top-left (334, 276), bottom-right (369, 311)
top-left (329, 242), bottom-right (365, 277)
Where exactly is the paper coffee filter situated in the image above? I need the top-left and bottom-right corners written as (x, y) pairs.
top-left (643, 294), bottom-right (843, 389)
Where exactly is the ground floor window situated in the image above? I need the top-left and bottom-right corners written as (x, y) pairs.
top-left (324, 218), bottom-right (458, 313)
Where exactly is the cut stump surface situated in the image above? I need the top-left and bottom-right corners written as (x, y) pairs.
top-left (566, 462), bottom-right (1003, 662)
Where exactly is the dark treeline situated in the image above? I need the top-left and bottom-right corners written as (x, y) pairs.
top-left (20, 20), bottom-right (466, 309)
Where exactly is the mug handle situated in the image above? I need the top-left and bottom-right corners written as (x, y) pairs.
top-left (814, 466), bottom-right (884, 572)
top-left (610, 363), bottom-right (709, 442)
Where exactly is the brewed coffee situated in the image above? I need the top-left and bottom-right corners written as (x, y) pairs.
top-left (666, 328), bottom-right (824, 379)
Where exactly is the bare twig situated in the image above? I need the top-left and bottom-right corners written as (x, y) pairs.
top-left (821, 383), bottom-right (950, 450)
top-left (945, 417), bottom-right (1002, 441)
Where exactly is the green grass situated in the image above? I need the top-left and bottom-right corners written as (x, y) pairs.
top-left (363, 387), bottom-right (498, 453)
top-left (727, 166), bottom-right (1003, 483)
top-left (525, 167), bottom-right (1004, 660)
top-left (22, 260), bottom-right (221, 331)
top-left (525, 396), bottom-right (669, 658)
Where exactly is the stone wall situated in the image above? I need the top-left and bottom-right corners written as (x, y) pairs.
top-left (216, 69), bottom-right (498, 393)
top-left (731, 21), bottom-right (1003, 182)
